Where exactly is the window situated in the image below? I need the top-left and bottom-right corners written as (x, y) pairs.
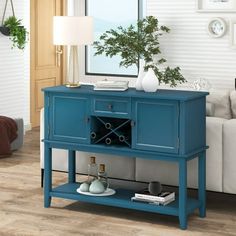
top-left (85, 0), bottom-right (143, 77)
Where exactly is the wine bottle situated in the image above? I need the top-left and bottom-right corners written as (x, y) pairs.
top-left (98, 164), bottom-right (109, 189)
top-left (105, 122), bottom-right (112, 129)
top-left (115, 129), bottom-right (131, 142)
top-left (119, 134), bottom-right (130, 142)
top-left (105, 137), bottom-right (112, 145)
top-left (105, 137), bottom-right (119, 145)
top-left (90, 131), bottom-right (97, 139)
top-left (90, 131), bottom-right (104, 140)
top-left (87, 156), bottom-right (98, 183)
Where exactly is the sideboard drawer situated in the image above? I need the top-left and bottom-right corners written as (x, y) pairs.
top-left (91, 97), bottom-right (131, 118)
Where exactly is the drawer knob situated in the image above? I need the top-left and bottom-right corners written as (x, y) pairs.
top-left (107, 104), bottom-right (113, 110)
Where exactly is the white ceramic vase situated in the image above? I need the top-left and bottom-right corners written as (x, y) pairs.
top-left (142, 68), bottom-right (159, 92)
top-left (135, 59), bottom-right (146, 91)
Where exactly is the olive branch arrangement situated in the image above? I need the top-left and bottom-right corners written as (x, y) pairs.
top-left (93, 16), bottom-right (186, 87)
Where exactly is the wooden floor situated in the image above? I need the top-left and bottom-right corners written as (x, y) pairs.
top-left (0, 128), bottom-right (236, 236)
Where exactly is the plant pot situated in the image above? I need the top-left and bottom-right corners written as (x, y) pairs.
top-left (0, 26), bottom-right (10, 36)
top-left (135, 59), bottom-right (146, 91)
top-left (142, 68), bottom-right (159, 92)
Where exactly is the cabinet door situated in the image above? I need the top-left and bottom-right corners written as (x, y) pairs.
top-left (50, 95), bottom-right (90, 143)
top-left (132, 99), bottom-right (179, 154)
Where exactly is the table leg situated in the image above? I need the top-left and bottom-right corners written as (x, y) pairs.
top-left (68, 150), bottom-right (76, 183)
top-left (179, 158), bottom-right (187, 230)
top-left (198, 151), bottom-right (206, 218)
top-left (44, 143), bottom-right (52, 208)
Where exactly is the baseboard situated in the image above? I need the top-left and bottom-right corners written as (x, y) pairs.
top-left (24, 123), bottom-right (32, 132)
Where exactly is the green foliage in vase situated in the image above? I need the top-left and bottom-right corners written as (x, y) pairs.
top-left (4, 16), bottom-right (28, 50)
top-left (93, 16), bottom-right (187, 87)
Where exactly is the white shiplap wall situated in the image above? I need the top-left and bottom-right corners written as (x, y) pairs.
top-left (147, 0), bottom-right (236, 89)
top-left (0, 0), bottom-right (30, 128)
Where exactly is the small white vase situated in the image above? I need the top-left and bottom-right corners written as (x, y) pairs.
top-left (135, 59), bottom-right (146, 91)
top-left (142, 68), bottom-right (159, 92)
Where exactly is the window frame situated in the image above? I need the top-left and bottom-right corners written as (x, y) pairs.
top-left (84, 0), bottom-right (143, 78)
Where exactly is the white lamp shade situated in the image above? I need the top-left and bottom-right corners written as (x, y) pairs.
top-left (53, 16), bottom-right (94, 45)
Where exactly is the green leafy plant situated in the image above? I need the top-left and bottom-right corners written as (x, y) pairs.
top-left (3, 16), bottom-right (28, 50)
top-left (93, 16), bottom-right (186, 87)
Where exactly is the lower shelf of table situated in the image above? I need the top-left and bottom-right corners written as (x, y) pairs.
top-left (50, 183), bottom-right (201, 217)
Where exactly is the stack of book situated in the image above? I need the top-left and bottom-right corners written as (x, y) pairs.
top-left (131, 190), bottom-right (175, 206)
top-left (94, 80), bottom-right (129, 91)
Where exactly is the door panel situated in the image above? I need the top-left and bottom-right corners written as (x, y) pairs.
top-left (51, 96), bottom-right (90, 143)
top-left (132, 99), bottom-right (179, 154)
top-left (31, 0), bottom-right (66, 127)
top-left (36, 0), bottom-right (55, 67)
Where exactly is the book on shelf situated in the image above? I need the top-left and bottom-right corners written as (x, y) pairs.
top-left (135, 190), bottom-right (175, 203)
top-left (94, 80), bottom-right (129, 91)
top-left (131, 197), bottom-right (175, 206)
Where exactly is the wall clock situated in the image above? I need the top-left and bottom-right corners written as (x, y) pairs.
top-left (207, 18), bottom-right (227, 38)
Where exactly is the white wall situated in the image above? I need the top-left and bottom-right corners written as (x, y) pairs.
top-left (147, 0), bottom-right (236, 89)
top-left (0, 0), bottom-right (30, 129)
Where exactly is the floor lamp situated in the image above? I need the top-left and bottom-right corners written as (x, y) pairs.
top-left (53, 16), bottom-right (94, 87)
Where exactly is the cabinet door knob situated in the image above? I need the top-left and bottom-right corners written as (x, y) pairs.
top-left (107, 104), bottom-right (113, 110)
top-left (131, 120), bottom-right (135, 127)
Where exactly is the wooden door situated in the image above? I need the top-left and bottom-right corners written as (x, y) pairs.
top-left (30, 0), bottom-right (67, 127)
top-left (132, 99), bottom-right (179, 154)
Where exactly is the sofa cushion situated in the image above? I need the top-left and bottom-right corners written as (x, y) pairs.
top-left (230, 91), bottom-right (236, 118)
top-left (206, 89), bottom-right (231, 119)
top-left (206, 102), bottom-right (215, 117)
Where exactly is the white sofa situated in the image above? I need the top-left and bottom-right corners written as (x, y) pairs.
top-left (40, 89), bottom-right (236, 194)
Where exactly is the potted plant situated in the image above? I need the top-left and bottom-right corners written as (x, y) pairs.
top-left (93, 16), bottom-right (186, 88)
top-left (0, 16), bottom-right (28, 50)
top-left (0, 24), bottom-right (10, 36)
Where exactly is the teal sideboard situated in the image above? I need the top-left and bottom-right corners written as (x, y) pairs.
top-left (43, 85), bottom-right (208, 230)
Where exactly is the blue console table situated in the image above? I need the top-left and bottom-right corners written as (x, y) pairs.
top-left (43, 85), bottom-right (208, 229)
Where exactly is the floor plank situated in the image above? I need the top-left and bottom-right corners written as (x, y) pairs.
top-left (0, 128), bottom-right (235, 236)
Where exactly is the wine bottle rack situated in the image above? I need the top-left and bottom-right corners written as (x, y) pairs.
top-left (90, 116), bottom-right (131, 147)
